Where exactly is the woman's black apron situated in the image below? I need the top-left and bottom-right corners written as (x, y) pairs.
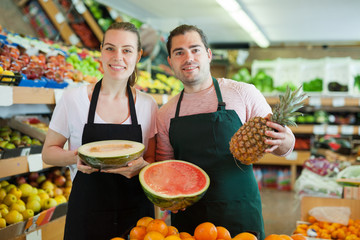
top-left (169, 78), bottom-right (265, 240)
top-left (64, 80), bottom-right (154, 240)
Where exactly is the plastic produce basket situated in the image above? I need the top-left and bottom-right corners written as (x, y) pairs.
top-left (0, 73), bottom-right (22, 86)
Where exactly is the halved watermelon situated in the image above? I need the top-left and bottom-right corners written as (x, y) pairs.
top-left (139, 160), bottom-right (210, 211)
top-left (78, 140), bottom-right (144, 169)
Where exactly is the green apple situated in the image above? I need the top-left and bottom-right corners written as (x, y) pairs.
top-left (43, 198), bottom-right (57, 210)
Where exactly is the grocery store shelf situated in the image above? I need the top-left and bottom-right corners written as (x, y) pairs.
top-left (37, 0), bottom-right (82, 46)
top-left (0, 156), bottom-right (53, 179)
top-left (8, 215), bottom-right (65, 240)
top-left (8, 86), bottom-right (360, 108)
top-left (266, 95), bottom-right (360, 107)
top-left (13, 87), bottom-right (55, 104)
top-left (255, 150), bottom-right (311, 190)
top-left (81, 9), bottom-right (104, 42)
top-left (290, 124), bottom-right (360, 135)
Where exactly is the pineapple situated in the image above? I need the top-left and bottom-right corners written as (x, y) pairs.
top-left (229, 86), bottom-right (307, 165)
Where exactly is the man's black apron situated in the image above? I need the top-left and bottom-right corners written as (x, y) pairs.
top-left (169, 78), bottom-right (265, 240)
top-left (64, 80), bottom-right (154, 240)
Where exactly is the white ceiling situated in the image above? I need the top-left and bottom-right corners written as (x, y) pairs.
top-left (97, 0), bottom-right (360, 47)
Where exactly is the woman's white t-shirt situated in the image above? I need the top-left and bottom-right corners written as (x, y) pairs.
top-left (49, 86), bottom-right (158, 180)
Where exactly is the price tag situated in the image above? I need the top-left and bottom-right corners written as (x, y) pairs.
top-left (75, 2), bottom-right (86, 14)
top-left (162, 94), bottom-right (168, 105)
top-left (326, 125), bottom-right (339, 135)
top-left (332, 97), bottom-right (345, 107)
top-left (55, 12), bottom-right (65, 24)
top-left (308, 97), bottom-right (321, 106)
top-left (21, 147), bottom-right (31, 156)
top-left (26, 229), bottom-right (41, 240)
top-left (54, 89), bottom-right (64, 104)
top-left (341, 125), bottom-right (354, 135)
top-left (285, 151), bottom-right (298, 161)
top-left (27, 154), bottom-right (43, 172)
top-left (313, 125), bottom-right (325, 135)
top-left (0, 86), bottom-right (13, 106)
top-left (69, 34), bottom-right (80, 45)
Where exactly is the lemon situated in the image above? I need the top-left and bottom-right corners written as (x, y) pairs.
top-left (0, 207), bottom-right (9, 218)
top-left (5, 184), bottom-right (16, 193)
top-left (0, 180), bottom-right (9, 188)
top-left (54, 195), bottom-right (67, 205)
top-left (4, 210), bottom-right (23, 225)
top-left (0, 66), bottom-right (4, 75)
top-left (3, 193), bottom-right (17, 206)
top-left (38, 191), bottom-right (49, 201)
top-left (1, 70), bottom-right (15, 82)
top-left (0, 189), bottom-right (6, 202)
top-left (27, 194), bottom-right (41, 202)
top-left (21, 209), bottom-right (34, 220)
top-left (26, 200), bottom-right (41, 213)
top-left (17, 199), bottom-right (25, 206)
top-left (19, 183), bottom-right (33, 198)
top-left (8, 187), bottom-right (22, 199)
top-left (0, 218), bottom-right (6, 228)
top-left (10, 202), bottom-right (26, 213)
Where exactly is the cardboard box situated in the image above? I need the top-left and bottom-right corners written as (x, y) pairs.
top-left (301, 196), bottom-right (360, 221)
top-left (0, 203), bottom-right (67, 239)
top-left (8, 116), bottom-right (49, 142)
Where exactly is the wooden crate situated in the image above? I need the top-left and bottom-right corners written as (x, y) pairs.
top-left (301, 196), bottom-right (360, 221)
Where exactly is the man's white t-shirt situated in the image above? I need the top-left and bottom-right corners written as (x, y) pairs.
top-left (49, 86), bottom-right (158, 180)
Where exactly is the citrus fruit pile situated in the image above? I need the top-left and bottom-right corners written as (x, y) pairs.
top-left (0, 168), bottom-right (72, 229)
top-left (294, 215), bottom-right (360, 240)
top-left (110, 216), bottom-right (261, 240)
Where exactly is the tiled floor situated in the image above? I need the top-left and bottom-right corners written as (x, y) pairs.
top-left (260, 188), bottom-right (301, 236)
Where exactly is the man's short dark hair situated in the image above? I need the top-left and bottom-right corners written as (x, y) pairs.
top-left (166, 24), bottom-right (209, 57)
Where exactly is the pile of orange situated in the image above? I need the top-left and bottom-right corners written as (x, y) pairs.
top-left (293, 215), bottom-right (360, 240)
top-left (110, 217), bottom-right (261, 240)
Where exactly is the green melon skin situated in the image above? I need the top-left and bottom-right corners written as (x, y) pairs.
top-left (139, 160), bottom-right (210, 211)
top-left (78, 140), bottom-right (144, 169)
top-left (78, 151), bottom-right (143, 169)
top-left (141, 185), bottom-right (207, 211)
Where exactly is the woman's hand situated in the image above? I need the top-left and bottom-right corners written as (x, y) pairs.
top-left (101, 157), bottom-right (149, 179)
top-left (77, 154), bottom-right (98, 174)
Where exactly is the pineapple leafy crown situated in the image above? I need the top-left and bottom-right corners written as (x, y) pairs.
top-left (270, 86), bottom-right (308, 126)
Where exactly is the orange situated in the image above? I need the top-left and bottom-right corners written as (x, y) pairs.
top-left (167, 226), bottom-right (180, 236)
top-left (290, 234), bottom-right (307, 240)
top-left (264, 234), bottom-right (281, 240)
top-left (233, 232), bottom-right (258, 240)
top-left (110, 238), bottom-right (125, 240)
top-left (194, 222), bottom-right (217, 240)
top-left (147, 219), bottom-right (168, 236)
top-left (179, 232), bottom-right (193, 239)
top-left (130, 226), bottom-right (147, 240)
top-left (216, 226), bottom-right (231, 240)
top-left (280, 235), bottom-right (293, 240)
top-left (137, 216), bottom-right (155, 227)
top-left (144, 231), bottom-right (165, 240)
top-left (182, 238), bottom-right (195, 240)
top-left (164, 236), bottom-right (181, 240)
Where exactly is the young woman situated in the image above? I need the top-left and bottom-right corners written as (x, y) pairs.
top-left (42, 22), bottom-right (157, 239)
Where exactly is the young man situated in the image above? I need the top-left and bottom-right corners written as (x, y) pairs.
top-left (156, 24), bottom-right (295, 240)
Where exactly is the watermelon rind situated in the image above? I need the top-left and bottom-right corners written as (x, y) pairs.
top-left (139, 160), bottom-right (210, 211)
top-left (78, 140), bottom-right (144, 169)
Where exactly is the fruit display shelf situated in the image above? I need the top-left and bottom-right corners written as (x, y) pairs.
top-left (0, 156), bottom-right (53, 179)
top-left (255, 150), bottom-right (311, 190)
